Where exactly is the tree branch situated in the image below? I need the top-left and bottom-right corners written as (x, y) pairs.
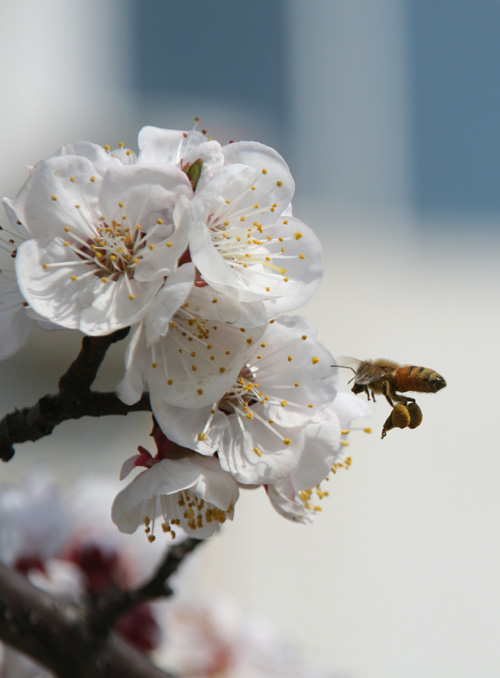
top-left (91, 538), bottom-right (203, 635)
top-left (0, 330), bottom-right (151, 462)
top-left (0, 563), bottom-right (175, 678)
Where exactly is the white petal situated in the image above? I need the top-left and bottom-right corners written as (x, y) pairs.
top-left (218, 414), bottom-right (304, 485)
top-left (266, 481), bottom-right (314, 524)
top-left (144, 263), bottom-right (194, 345)
top-left (150, 399), bottom-right (228, 456)
top-left (98, 163), bottom-right (192, 234)
top-left (0, 283), bottom-right (35, 359)
top-left (116, 323), bottom-right (148, 405)
top-left (13, 154), bottom-right (102, 238)
top-left (289, 412), bottom-right (342, 490)
top-left (249, 315), bottom-right (338, 426)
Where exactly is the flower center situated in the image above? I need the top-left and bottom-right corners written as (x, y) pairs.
top-left (142, 491), bottom-right (233, 542)
top-left (61, 220), bottom-right (148, 282)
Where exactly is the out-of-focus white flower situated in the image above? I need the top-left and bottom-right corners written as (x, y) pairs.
top-left (156, 595), bottom-right (344, 678)
top-left (8, 141), bottom-right (192, 335)
top-left (151, 315), bottom-right (337, 485)
top-left (0, 472), bottom-right (166, 666)
top-left (266, 393), bottom-right (371, 523)
top-left (112, 426), bottom-right (239, 541)
top-left (0, 475), bottom-right (70, 568)
top-left (176, 141), bottom-right (323, 316)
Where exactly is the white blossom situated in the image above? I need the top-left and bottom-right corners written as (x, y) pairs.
top-left (151, 315), bottom-right (337, 485)
top-left (8, 142), bottom-right (192, 335)
top-left (112, 451), bottom-right (239, 541)
top-left (176, 141), bottom-right (323, 315)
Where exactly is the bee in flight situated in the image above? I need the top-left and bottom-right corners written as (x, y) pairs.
top-left (336, 357), bottom-right (446, 439)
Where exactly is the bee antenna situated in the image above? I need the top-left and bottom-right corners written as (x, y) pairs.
top-left (332, 364), bottom-right (357, 375)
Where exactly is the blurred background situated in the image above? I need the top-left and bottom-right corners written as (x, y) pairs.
top-left (0, 1), bottom-right (499, 676)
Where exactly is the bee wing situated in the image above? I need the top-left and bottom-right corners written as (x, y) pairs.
top-left (335, 356), bottom-right (362, 382)
top-left (336, 356), bottom-right (387, 385)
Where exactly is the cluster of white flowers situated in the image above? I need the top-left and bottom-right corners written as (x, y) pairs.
top-left (3, 124), bottom-right (370, 541)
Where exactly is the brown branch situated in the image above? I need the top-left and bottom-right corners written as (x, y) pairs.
top-left (0, 563), bottom-right (175, 678)
top-left (0, 330), bottom-right (151, 462)
top-left (91, 538), bottom-right (203, 635)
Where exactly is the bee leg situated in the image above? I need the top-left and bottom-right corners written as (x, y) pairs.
top-left (381, 381), bottom-right (394, 407)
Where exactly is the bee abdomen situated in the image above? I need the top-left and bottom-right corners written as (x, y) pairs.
top-left (394, 365), bottom-right (442, 393)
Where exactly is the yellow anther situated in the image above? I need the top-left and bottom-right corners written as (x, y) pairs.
top-left (156, 218), bottom-right (164, 224)
top-left (294, 232), bottom-right (303, 240)
top-left (262, 168), bottom-right (268, 174)
top-left (70, 275), bottom-right (77, 281)
top-left (219, 367), bottom-right (226, 373)
top-left (151, 362), bottom-right (157, 368)
top-left (299, 254), bottom-right (305, 259)
top-left (276, 180), bottom-right (282, 187)
top-left (283, 438), bottom-right (291, 445)
top-left (69, 176), bottom-right (76, 182)
top-left (281, 400), bottom-right (287, 407)
top-left (51, 195), bottom-right (57, 201)
top-left (198, 432), bottom-right (207, 441)
top-left (245, 411), bottom-right (254, 420)
top-left (129, 294), bottom-right (136, 300)
top-left (287, 355), bottom-right (293, 362)
top-left (311, 356), bottom-right (319, 364)
top-left (197, 389), bottom-right (204, 395)
top-left (253, 447), bottom-right (262, 457)
top-left (167, 379), bottom-right (173, 385)
top-left (89, 176), bottom-right (95, 182)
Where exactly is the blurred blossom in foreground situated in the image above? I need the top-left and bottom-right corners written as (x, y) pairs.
top-left (0, 474), bottom-right (349, 678)
top-left (0, 475), bottom-right (165, 676)
top-left (157, 595), bottom-right (347, 678)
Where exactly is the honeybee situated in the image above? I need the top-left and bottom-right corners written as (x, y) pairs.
top-left (336, 357), bottom-right (446, 438)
